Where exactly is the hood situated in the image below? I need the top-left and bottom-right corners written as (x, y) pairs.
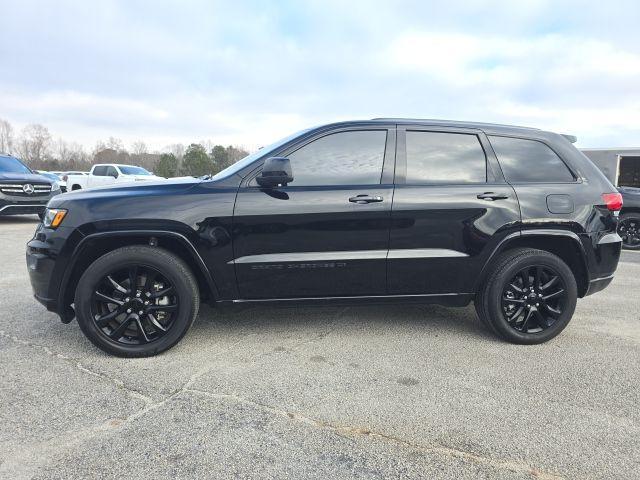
top-left (50, 176), bottom-right (202, 207)
top-left (0, 172), bottom-right (54, 184)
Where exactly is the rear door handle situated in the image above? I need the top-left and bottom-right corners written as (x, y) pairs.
top-left (349, 194), bottom-right (383, 204)
top-left (477, 192), bottom-right (509, 201)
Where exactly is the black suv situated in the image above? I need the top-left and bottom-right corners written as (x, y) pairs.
top-left (1, 154), bottom-right (61, 218)
top-left (27, 119), bottom-right (622, 357)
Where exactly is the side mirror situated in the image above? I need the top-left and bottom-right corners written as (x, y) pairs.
top-left (110, 171), bottom-right (119, 178)
top-left (256, 157), bottom-right (293, 187)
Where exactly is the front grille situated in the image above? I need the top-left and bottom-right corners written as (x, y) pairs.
top-left (0, 183), bottom-right (52, 196)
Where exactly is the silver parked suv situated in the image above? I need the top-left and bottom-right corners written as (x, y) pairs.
top-left (0, 154), bottom-right (61, 218)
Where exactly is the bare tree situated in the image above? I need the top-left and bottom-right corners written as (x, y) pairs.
top-left (0, 118), bottom-right (14, 154)
top-left (165, 143), bottom-right (185, 160)
top-left (16, 124), bottom-right (52, 164)
top-left (131, 141), bottom-right (148, 155)
top-left (106, 136), bottom-right (125, 152)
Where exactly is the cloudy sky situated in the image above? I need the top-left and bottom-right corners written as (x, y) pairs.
top-left (1, 0), bottom-right (639, 151)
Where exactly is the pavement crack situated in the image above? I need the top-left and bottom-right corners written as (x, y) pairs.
top-left (183, 387), bottom-right (565, 480)
top-left (0, 329), bottom-right (153, 406)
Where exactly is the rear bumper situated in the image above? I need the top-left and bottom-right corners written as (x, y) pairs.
top-left (584, 274), bottom-right (615, 296)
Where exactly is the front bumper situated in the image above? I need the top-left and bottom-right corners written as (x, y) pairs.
top-left (26, 240), bottom-right (58, 312)
top-left (0, 202), bottom-right (47, 215)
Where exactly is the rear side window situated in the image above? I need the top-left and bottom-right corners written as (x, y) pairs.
top-left (287, 130), bottom-right (387, 186)
top-left (489, 136), bottom-right (574, 183)
top-left (405, 131), bottom-right (487, 184)
top-left (93, 166), bottom-right (108, 176)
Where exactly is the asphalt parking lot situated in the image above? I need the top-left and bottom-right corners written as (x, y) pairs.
top-left (0, 216), bottom-right (638, 479)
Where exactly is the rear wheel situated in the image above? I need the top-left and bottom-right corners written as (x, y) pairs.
top-left (74, 246), bottom-right (199, 357)
top-left (475, 248), bottom-right (577, 344)
top-left (618, 213), bottom-right (640, 250)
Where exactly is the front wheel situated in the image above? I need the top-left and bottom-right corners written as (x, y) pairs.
top-left (74, 246), bottom-right (200, 357)
top-left (475, 248), bottom-right (577, 344)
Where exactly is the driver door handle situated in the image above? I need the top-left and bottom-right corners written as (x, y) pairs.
top-left (349, 194), bottom-right (384, 204)
top-left (477, 192), bottom-right (509, 201)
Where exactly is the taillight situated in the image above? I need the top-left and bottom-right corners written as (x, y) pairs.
top-left (602, 192), bottom-right (623, 211)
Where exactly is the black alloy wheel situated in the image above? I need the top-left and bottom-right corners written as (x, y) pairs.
top-left (501, 265), bottom-right (567, 334)
top-left (618, 214), bottom-right (640, 249)
top-left (75, 246), bottom-right (199, 357)
top-left (91, 265), bottom-right (178, 345)
top-left (475, 248), bottom-right (577, 345)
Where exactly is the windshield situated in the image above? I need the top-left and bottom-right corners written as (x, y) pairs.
top-left (119, 166), bottom-right (152, 175)
top-left (0, 156), bottom-right (32, 174)
top-left (209, 128), bottom-right (311, 181)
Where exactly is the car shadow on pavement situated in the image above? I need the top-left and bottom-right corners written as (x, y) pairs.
top-left (194, 302), bottom-right (497, 343)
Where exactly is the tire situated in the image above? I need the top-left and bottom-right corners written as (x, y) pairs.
top-left (74, 246), bottom-right (200, 357)
top-left (475, 248), bottom-right (577, 345)
top-left (618, 213), bottom-right (640, 250)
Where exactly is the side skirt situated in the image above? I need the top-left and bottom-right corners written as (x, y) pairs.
top-left (214, 293), bottom-right (474, 308)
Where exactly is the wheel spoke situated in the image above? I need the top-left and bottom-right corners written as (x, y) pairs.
top-left (540, 275), bottom-right (559, 291)
top-left (135, 317), bottom-right (150, 343)
top-left (128, 266), bottom-right (138, 293)
top-left (95, 308), bottom-right (122, 327)
top-left (544, 303), bottom-right (562, 317)
top-left (509, 283), bottom-right (523, 293)
top-left (147, 304), bottom-right (178, 313)
top-left (519, 308), bottom-right (534, 331)
top-left (535, 266), bottom-right (542, 290)
top-left (521, 268), bottom-right (531, 288)
top-left (147, 313), bottom-right (167, 332)
top-left (94, 291), bottom-right (124, 306)
top-left (150, 286), bottom-right (174, 298)
top-left (143, 270), bottom-right (158, 289)
top-left (503, 297), bottom-right (525, 304)
top-left (109, 316), bottom-right (133, 339)
top-left (542, 289), bottom-right (565, 301)
top-left (508, 305), bottom-right (524, 322)
top-left (107, 275), bottom-right (127, 293)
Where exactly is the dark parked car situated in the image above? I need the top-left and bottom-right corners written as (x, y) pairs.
top-left (616, 186), bottom-right (640, 249)
top-left (27, 119), bottom-right (622, 357)
top-left (1, 154), bottom-right (61, 218)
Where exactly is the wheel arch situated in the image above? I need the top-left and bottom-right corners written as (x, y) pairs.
top-left (58, 230), bottom-right (218, 313)
top-left (476, 230), bottom-right (590, 297)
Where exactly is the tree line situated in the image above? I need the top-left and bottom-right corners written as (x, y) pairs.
top-left (0, 118), bottom-right (250, 178)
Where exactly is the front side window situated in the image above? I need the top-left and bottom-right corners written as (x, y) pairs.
top-left (489, 136), bottom-right (574, 183)
top-left (405, 131), bottom-right (487, 184)
top-left (286, 130), bottom-right (387, 186)
top-left (106, 166), bottom-right (119, 177)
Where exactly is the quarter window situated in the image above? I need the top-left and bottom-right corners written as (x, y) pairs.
top-left (489, 136), bottom-right (574, 183)
top-left (286, 130), bottom-right (387, 186)
top-left (405, 131), bottom-right (487, 184)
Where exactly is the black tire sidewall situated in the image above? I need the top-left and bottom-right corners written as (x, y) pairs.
top-left (75, 247), bottom-right (198, 357)
top-left (487, 252), bottom-right (577, 345)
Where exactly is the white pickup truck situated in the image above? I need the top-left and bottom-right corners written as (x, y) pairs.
top-left (66, 164), bottom-right (164, 190)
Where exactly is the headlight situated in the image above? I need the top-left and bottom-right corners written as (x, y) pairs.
top-left (52, 181), bottom-right (60, 191)
top-left (42, 208), bottom-right (67, 229)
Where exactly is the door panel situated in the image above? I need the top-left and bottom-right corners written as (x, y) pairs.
top-left (232, 127), bottom-right (395, 299)
top-left (388, 184), bottom-right (520, 294)
top-left (388, 126), bottom-right (521, 295)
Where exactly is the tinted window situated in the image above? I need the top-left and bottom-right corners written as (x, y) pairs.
top-left (93, 166), bottom-right (108, 176)
top-left (405, 131), bottom-right (487, 184)
top-left (106, 166), bottom-right (119, 177)
top-left (120, 166), bottom-right (151, 175)
top-left (287, 130), bottom-right (387, 186)
top-left (489, 136), bottom-right (574, 183)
